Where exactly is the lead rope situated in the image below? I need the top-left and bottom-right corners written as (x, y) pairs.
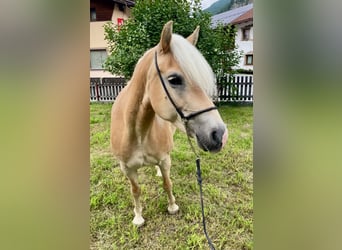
top-left (184, 121), bottom-right (216, 250)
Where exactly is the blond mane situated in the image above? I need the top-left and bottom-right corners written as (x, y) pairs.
top-left (170, 34), bottom-right (216, 97)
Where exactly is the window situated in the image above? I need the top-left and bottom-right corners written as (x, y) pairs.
top-left (118, 3), bottom-right (125, 12)
top-left (242, 27), bottom-right (251, 41)
top-left (90, 8), bottom-right (96, 21)
top-left (245, 54), bottom-right (253, 65)
top-left (90, 50), bottom-right (107, 70)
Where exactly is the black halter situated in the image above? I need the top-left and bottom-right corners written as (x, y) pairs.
top-left (155, 51), bottom-right (217, 250)
top-left (154, 52), bottom-right (217, 122)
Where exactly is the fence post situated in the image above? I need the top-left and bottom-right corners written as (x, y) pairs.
top-left (95, 79), bottom-right (100, 101)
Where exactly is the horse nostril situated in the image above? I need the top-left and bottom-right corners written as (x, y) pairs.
top-left (211, 129), bottom-right (224, 145)
top-left (211, 130), bottom-right (218, 143)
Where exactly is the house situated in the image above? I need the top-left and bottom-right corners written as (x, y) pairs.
top-left (211, 4), bottom-right (253, 71)
top-left (90, 0), bottom-right (135, 78)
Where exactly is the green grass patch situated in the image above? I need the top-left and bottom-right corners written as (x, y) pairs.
top-left (90, 103), bottom-right (253, 249)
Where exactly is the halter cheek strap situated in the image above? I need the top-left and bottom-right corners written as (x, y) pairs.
top-left (154, 52), bottom-right (217, 122)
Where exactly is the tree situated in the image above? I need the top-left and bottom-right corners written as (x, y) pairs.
top-left (104, 0), bottom-right (240, 82)
top-left (210, 23), bottom-right (242, 85)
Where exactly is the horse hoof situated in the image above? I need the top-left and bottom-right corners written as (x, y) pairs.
top-left (168, 204), bottom-right (179, 215)
top-left (132, 216), bottom-right (145, 227)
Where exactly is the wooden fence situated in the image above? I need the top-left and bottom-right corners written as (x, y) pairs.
top-left (217, 74), bottom-right (253, 103)
top-left (90, 77), bottom-right (126, 102)
top-left (90, 74), bottom-right (253, 103)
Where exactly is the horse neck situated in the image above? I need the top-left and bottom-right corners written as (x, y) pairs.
top-left (126, 49), bottom-right (156, 137)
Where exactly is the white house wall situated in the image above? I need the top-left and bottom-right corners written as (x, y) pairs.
top-left (235, 21), bottom-right (253, 70)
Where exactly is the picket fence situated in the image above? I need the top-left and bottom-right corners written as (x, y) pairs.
top-left (217, 74), bottom-right (253, 103)
top-left (90, 77), bottom-right (126, 102)
top-left (90, 74), bottom-right (253, 103)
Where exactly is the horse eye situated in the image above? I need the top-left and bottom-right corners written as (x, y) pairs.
top-left (167, 75), bottom-right (183, 86)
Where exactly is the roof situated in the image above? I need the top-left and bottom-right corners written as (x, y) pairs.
top-left (231, 8), bottom-right (253, 25)
top-left (113, 0), bottom-right (135, 7)
top-left (211, 3), bottom-right (253, 28)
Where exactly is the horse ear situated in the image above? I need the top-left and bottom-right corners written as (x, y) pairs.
top-left (160, 21), bottom-right (173, 53)
top-left (187, 26), bottom-right (200, 46)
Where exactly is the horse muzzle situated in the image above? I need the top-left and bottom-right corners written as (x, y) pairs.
top-left (195, 125), bottom-right (228, 153)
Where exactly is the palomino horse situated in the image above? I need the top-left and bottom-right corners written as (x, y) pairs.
top-left (110, 21), bottom-right (228, 227)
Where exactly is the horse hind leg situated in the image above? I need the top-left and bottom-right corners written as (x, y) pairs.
top-left (159, 157), bottom-right (179, 214)
top-left (120, 162), bottom-right (145, 227)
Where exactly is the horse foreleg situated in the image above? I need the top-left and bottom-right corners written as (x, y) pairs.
top-left (120, 162), bottom-right (145, 227)
top-left (155, 165), bottom-right (162, 177)
top-left (159, 157), bottom-right (179, 214)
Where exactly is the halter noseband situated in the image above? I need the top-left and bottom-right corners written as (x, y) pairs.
top-left (154, 52), bottom-right (217, 122)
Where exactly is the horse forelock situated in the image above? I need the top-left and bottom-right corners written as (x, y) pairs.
top-left (170, 34), bottom-right (216, 97)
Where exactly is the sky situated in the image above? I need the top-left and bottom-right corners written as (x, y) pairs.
top-left (201, 0), bottom-right (218, 9)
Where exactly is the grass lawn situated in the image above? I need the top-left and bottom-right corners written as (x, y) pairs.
top-left (90, 103), bottom-right (253, 250)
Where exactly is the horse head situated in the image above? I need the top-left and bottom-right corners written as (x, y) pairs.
top-left (147, 21), bottom-right (228, 153)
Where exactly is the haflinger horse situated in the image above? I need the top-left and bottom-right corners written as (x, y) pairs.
top-left (110, 21), bottom-right (228, 227)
